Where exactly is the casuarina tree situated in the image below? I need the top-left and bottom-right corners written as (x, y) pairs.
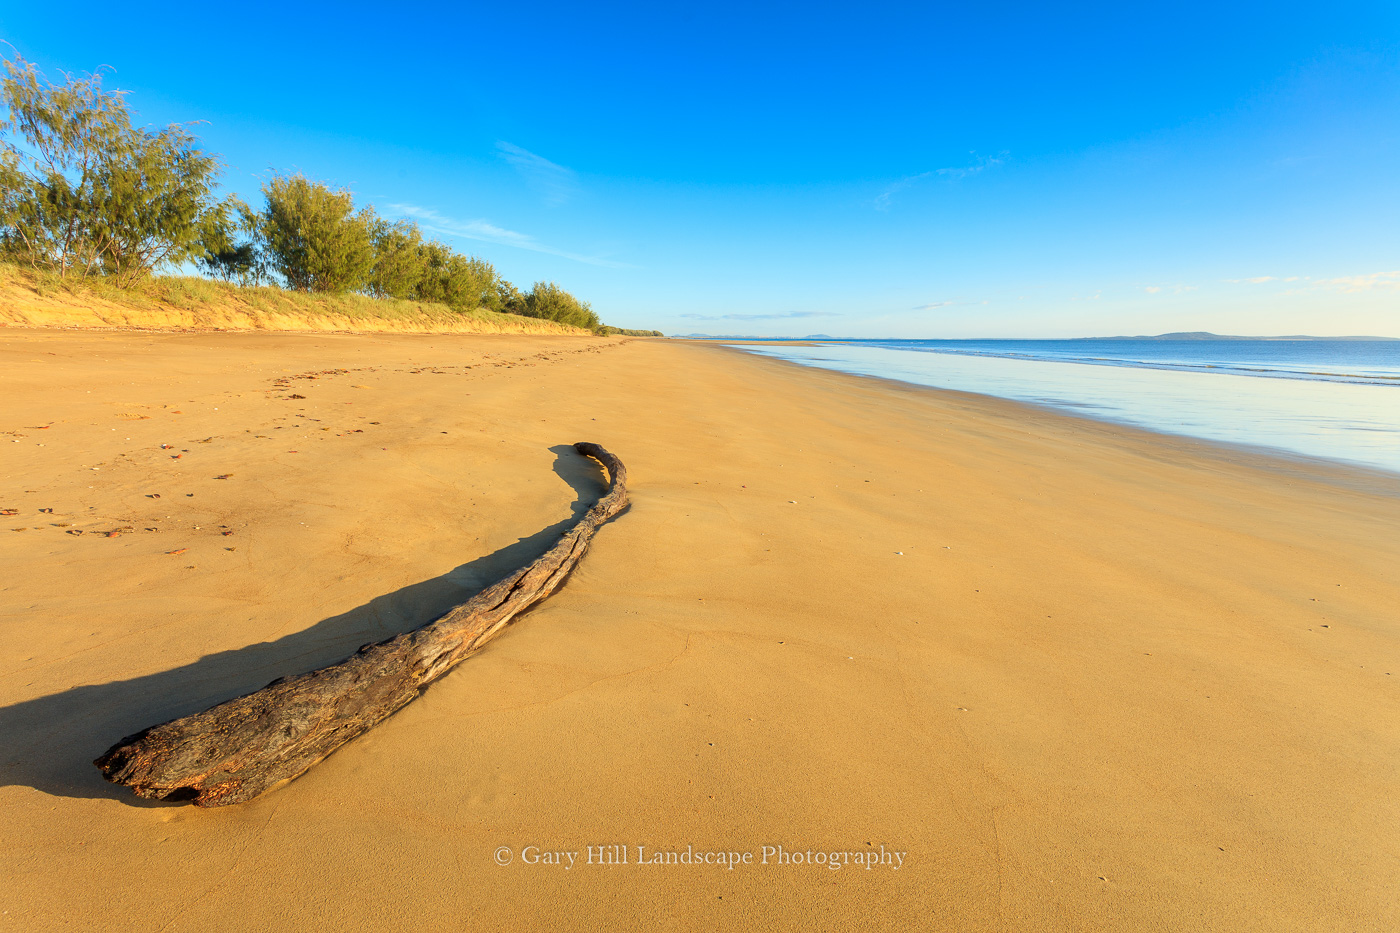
top-left (0, 55), bottom-right (228, 282)
top-left (252, 173), bottom-right (375, 292)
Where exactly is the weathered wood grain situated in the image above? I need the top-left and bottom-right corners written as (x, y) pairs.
top-left (94, 442), bottom-right (628, 807)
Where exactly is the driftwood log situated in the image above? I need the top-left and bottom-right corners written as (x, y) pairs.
top-left (95, 442), bottom-right (627, 807)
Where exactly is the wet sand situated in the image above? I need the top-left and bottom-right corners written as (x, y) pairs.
top-left (1, 329), bottom-right (1397, 931)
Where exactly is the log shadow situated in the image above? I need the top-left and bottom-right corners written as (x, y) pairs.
top-left (0, 445), bottom-right (609, 805)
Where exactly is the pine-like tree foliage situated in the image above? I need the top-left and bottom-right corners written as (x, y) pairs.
top-left (413, 241), bottom-right (503, 312)
top-left (366, 216), bottom-right (424, 299)
top-left (497, 280), bottom-right (528, 315)
top-left (521, 280), bottom-right (602, 330)
top-left (0, 55), bottom-right (617, 331)
top-left (255, 174), bottom-right (374, 293)
top-left (199, 241), bottom-right (258, 283)
top-left (0, 57), bottom-right (228, 282)
top-left (197, 196), bottom-right (265, 286)
top-left (91, 125), bottom-right (226, 285)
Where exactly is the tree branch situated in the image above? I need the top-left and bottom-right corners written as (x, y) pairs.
top-left (95, 442), bottom-right (628, 807)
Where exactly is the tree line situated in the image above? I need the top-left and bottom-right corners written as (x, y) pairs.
top-left (0, 57), bottom-right (649, 334)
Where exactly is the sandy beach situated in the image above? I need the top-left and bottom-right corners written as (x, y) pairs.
top-left (2, 329), bottom-right (1397, 931)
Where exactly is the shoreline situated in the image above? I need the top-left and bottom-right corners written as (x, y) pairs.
top-left (715, 339), bottom-right (1400, 484)
top-left (710, 340), bottom-right (1400, 497)
top-left (3, 332), bottom-right (1397, 931)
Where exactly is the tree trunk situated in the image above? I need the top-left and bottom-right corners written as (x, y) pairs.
top-left (95, 442), bottom-right (628, 807)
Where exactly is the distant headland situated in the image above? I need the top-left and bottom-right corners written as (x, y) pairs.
top-left (1088, 332), bottom-right (1400, 342)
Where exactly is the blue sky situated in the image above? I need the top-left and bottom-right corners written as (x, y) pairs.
top-left (3, 2), bottom-right (1398, 336)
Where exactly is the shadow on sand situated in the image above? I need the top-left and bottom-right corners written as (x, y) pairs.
top-left (0, 445), bottom-right (612, 806)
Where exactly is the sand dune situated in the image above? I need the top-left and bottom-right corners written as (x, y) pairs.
top-left (0, 273), bottom-right (591, 335)
top-left (1, 330), bottom-right (1397, 931)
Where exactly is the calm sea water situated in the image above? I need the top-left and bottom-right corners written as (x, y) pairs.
top-left (730, 339), bottom-right (1400, 474)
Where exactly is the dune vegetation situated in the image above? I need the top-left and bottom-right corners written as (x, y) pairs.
top-left (0, 262), bottom-right (603, 334)
top-left (0, 56), bottom-right (661, 337)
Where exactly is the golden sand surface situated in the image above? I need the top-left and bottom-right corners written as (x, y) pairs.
top-left (1, 329), bottom-right (1397, 931)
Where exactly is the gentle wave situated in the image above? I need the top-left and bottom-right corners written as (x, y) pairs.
top-left (825, 339), bottom-right (1400, 387)
top-left (733, 341), bottom-right (1400, 474)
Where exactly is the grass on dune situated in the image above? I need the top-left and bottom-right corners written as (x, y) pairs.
top-left (0, 263), bottom-right (596, 335)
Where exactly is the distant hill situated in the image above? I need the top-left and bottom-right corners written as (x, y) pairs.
top-left (1089, 331), bottom-right (1400, 341)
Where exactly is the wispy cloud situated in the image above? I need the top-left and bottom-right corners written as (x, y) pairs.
top-left (1224, 275), bottom-right (1307, 284)
top-left (874, 173), bottom-right (933, 210)
top-left (497, 141), bottom-right (578, 206)
top-left (932, 153), bottom-right (1005, 180)
top-left (1222, 272), bottom-right (1400, 291)
top-left (912, 300), bottom-right (955, 310)
top-left (388, 203), bottom-right (629, 268)
top-left (1142, 283), bottom-right (1197, 295)
top-left (1317, 270), bottom-right (1400, 293)
top-left (875, 152), bottom-right (1007, 210)
top-left (679, 311), bottom-right (841, 321)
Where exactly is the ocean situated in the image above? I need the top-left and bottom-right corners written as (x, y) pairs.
top-left (730, 338), bottom-right (1400, 474)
